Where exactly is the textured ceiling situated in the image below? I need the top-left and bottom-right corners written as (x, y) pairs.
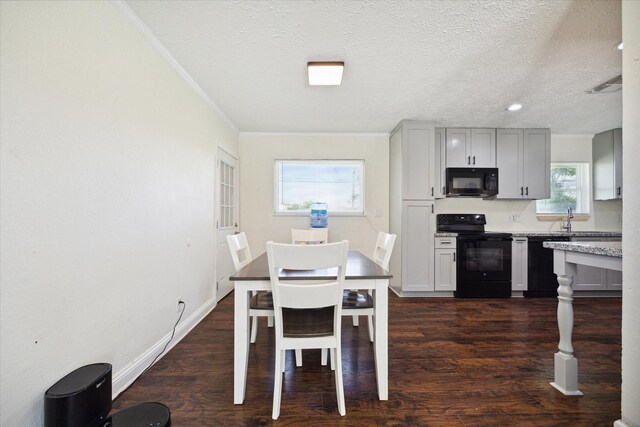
top-left (125, 0), bottom-right (622, 134)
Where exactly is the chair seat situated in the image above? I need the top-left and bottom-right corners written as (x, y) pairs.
top-left (342, 290), bottom-right (374, 309)
top-left (250, 292), bottom-right (274, 310)
top-left (282, 307), bottom-right (334, 337)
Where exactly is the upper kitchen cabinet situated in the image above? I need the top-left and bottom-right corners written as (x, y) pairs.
top-left (445, 128), bottom-right (496, 168)
top-left (434, 128), bottom-right (446, 198)
top-left (496, 128), bottom-right (550, 199)
top-left (390, 120), bottom-right (436, 200)
top-left (593, 128), bottom-right (622, 200)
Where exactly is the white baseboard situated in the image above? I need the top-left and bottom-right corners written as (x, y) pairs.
top-left (111, 296), bottom-right (217, 398)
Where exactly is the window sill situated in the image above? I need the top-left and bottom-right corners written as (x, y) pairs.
top-left (274, 212), bottom-right (365, 217)
top-left (536, 214), bottom-right (591, 222)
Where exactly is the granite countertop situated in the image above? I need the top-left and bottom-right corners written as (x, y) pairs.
top-left (508, 231), bottom-right (622, 237)
top-left (543, 241), bottom-right (622, 257)
top-left (434, 232), bottom-right (457, 237)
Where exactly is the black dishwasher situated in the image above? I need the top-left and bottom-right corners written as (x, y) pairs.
top-left (524, 235), bottom-right (571, 297)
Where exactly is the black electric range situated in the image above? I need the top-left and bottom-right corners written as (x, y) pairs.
top-left (437, 214), bottom-right (512, 298)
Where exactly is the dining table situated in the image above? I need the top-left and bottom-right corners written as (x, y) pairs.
top-left (230, 249), bottom-right (392, 404)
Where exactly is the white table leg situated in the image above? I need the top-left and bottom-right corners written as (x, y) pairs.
top-left (373, 279), bottom-right (388, 400)
top-left (234, 285), bottom-right (251, 404)
top-left (550, 268), bottom-right (583, 396)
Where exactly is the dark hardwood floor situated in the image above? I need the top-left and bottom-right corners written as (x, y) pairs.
top-left (112, 292), bottom-right (621, 426)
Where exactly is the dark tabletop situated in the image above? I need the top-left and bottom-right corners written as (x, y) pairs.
top-left (230, 250), bottom-right (392, 281)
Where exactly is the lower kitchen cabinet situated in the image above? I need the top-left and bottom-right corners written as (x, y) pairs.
top-left (389, 201), bottom-right (435, 293)
top-left (435, 237), bottom-right (456, 291)
top-left (511, 237), bottom-right (528, 291)
top-left (571, 237), bottom-right (622, 291)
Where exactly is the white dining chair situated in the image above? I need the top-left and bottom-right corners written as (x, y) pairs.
top-left (344, 231), bottom-right (396, 341)
top-left (267, 240), bottom-right (349, 420)
top-left (291, 228), bottom-right (328, 244)
top-left (227, 233), bottom-right (273, 344)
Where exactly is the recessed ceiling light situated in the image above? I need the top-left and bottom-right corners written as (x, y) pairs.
top-left (307, 61), bottom-right (344, 86)
top-left (617, 41), bottom-right (623, 50)
top-left (507, 103), bottom-right (522, 111)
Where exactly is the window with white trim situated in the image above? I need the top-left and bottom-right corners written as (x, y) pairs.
top-left (536, 162), bottom-right (590, 214)
top-left (274, 160), bottom-right (364, 215)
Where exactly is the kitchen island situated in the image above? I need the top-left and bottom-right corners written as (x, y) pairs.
top-left (543, 240), bottom-right (622, 396)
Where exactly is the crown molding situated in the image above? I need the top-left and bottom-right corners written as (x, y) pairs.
top-left (110, 1), bottom-right (238, 133)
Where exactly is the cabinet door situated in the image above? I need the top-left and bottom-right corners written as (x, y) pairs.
top-left (402, 201), bottom-right (434, 292)
top-left (435, 250), bottom-right (456, 291)
top-left (571, 237), bottom-right (606, 291)
top-left (470, 129), bottom-right (496, 167)
top-left (511, 237), bottom-right (528, 291)
top-left (523, 129), bottom-right (550, 199)
top-left (496, 129), bottom-right (524, 199)
top-left (614, 128), bottom-right (623, 199)
top-left (606, 269), bottom-right (622, 290)
top-left (434, 128), bottom-right (446, 198)
top-left (403, 123), bottom-right (434, 200)
top-left (446, 128), bottom-right (471, 167)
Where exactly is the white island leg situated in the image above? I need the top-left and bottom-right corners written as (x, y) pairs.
top-left (550, 252), bottom-right (583, 396)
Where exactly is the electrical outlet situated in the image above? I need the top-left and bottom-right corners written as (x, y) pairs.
top-left (176, 297), bottom-right (183, 313)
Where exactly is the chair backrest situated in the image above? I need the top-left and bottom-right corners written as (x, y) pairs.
top-left (227, 232), bottom-right (252, 271)
top-left (267, 241), bottom-right (349, 336)
top-left (291, 228), bottom-right (328, 244)
top-left (372, 232), bottom-right (396, 270)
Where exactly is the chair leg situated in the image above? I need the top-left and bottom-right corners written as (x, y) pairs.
top-left (333, 347), bottom-right (346, 416)
top-left (250, 316), bottom-right (258, 343)
top-left (295, 349), bottom-right (302, 367)
top-left (330, 347), bottom-right (335, 371)
top-left (268, 315), bottom-right (274, 327)
top-left (352, 315), bottom-right (359, 326)
top-left (367, 314), bottom-right (374, 343)
top-left (273, 348), bottom-right (284, 420)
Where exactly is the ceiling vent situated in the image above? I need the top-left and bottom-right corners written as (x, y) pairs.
top-left (587, 74), bottom-right (622, 94)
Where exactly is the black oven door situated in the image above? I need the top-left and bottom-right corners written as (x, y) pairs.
top-left (456, 234), bottom-right (512, 297)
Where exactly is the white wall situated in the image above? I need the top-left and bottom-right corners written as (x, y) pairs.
top-left (619, 2), bottom-right (640, 426)
top-left (238, 133), bottom-right (389, 255)
top-left (0, 2), bottom-right (238, 425)
top-left (436, 134), bottom-right (623, 232)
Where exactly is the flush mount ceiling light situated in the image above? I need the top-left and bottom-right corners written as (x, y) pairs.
top-left (506, 103), bottom-right (522, 111)
top-left (307, 61), bottom-right (344, 86)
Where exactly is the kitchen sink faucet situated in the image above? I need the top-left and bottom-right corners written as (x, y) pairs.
top-left (561, 207), bottom-right (574, 232)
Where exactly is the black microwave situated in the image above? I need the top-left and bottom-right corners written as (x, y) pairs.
top-left (445, 167), bottom-right (498, 197)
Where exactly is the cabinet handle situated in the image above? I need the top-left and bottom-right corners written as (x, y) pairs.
top-left (441, 241), bottom-right (452, 244)
top-left (467, 156), bottom-right (471, 165)
top-left (442, 186), bottom-right (446, 194)
top-left (431, 205), bottom-right (434, 214)
top-left (520, 187), bottom-right (524, 196)
top-left (525, 187), bottom-right (529, 196)
top-left (453, 253), bottom-right (456, 262)
top-left (473, 156), bottom-right (476, 165)
top-left (617, 186), bottom-right (621, 196)
top-left (431, 187), bottom-right (434, 197)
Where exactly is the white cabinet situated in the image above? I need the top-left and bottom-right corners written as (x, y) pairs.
top-left (388, 201), bottom-right (435, 293)
top-left (390, 120), bottom-right (436, 200)
top-left (511, 237), bottom-right (528, 291)
top-left (571, 237), bottom-right (622, 291)
top-left (389, 120), bottom-right (437, 294)
top-left (433, 128), bottom-right (446, 199)
top-left (593, 128), bottom-right (622, 200)
top-left (445, 128), bottom-right (496, 168)
top-left (435, 237), bottom-right (456, 291)
top-left (496, 128), bottom-right (550, 199)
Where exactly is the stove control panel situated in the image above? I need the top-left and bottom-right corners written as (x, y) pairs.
top-left (437, 214), bottom-right (486, 226)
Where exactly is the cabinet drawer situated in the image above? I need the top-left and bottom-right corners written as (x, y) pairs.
top-left (435, 237), bottom-right (456, 249)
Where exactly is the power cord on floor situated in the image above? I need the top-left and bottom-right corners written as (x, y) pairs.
top-left (140, 300), bottom-right (186, 377)
top-left (125, 300), bottom-right (186, 393)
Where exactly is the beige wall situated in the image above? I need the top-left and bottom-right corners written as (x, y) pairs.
top-left (239, 133), bottom-right (389, 256)
top-left (0, 2), bottom-right (238, 424)
top-left (619, 2), bottom-right (640, 425)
